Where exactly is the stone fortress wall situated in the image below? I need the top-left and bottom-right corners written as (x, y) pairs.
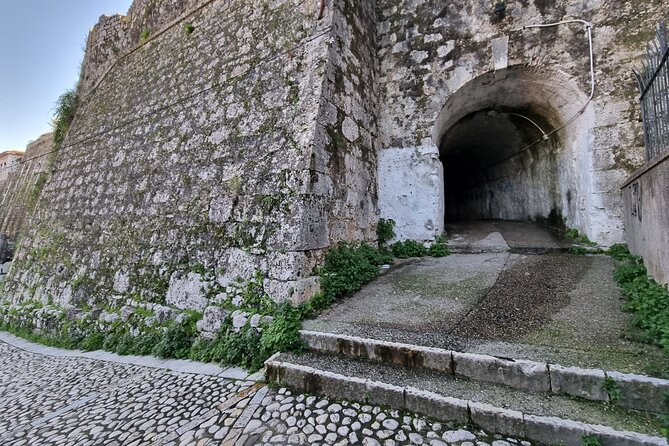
top-left (3, 0), bottom-right (666, 311)
top-left (5, 0), bottom-right (378, 311)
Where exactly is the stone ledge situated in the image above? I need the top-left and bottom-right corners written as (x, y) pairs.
top-left (606, 371), bottom-right (669, 412)
top-left (300, 330), bottom-right (669, 413)
top-left (264, 358), bottom-right (669, 446)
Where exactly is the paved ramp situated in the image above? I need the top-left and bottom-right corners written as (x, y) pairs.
top-left (304, 252), bottom-right (669, 377)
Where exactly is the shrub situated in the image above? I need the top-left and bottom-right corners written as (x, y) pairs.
top-left (429, 235), bottom-right (450, 257)
top-left (51, 88), bottom-right (79, 147)
top-left (80, 331), bottom-right (105, 351)
top-left (376, 219), bottom-right (396, 245)
top-left (260, 304), bottom-right (303, 358)
top-left (565, 228), bottom-right (596, 246)
top-left (581, 435), bottom-right (601, 446)
top-left (611, 244), bottom-right (669, 355)
top-left (391, 240), bottom-right (427, 258)
top-left (607, 243), bottom-right (631, 261)
top-left (140, 28), bottom-right (151, 42)
top-left (319, 242), bottom-right (386, 301)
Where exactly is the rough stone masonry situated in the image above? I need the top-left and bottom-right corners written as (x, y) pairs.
top-left (3, 0), bottom-right (666, 312)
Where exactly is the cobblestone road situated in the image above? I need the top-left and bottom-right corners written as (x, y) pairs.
top-left (0, 334), bottom-right (533, 446)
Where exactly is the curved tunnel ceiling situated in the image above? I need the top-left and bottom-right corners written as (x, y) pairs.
top-left (439, 108), bottom-right (549, 171)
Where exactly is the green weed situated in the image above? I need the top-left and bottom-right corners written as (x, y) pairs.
top-left (565, 228), bottom-right (597, 246)
top-left (610, 244), bottom-right (669, 355)
top-left (391, 240), bottom-right (427, 258)
top-left (429, 235), bottom-right (450, 257)
top-left (581, 435), bottom-right (602, 446)
top-left (140, 28), bottom-right (151, 42)
top-left (319, 242), bottom-right (388, 301)
top-left (602, 376), bottom-right (622, 402)
top-left (51, 88), bottom-right (79, 148)
top-left (376, 219), bottom-right (396, 246)
top-left (183, 22), bottom-right (195, 36)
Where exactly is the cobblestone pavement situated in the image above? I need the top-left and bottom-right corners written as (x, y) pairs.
top-left (0, 335), bottom-right (534, 446)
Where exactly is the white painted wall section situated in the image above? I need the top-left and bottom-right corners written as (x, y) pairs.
top-left (378, 145), bottom-right (445, 241)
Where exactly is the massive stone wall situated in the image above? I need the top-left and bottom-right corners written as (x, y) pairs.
top-left (375, 0), bottom-right (668, 245)
top-left (6, 0), bottom-right (379, 310)
top-left (0, 133), bottom-right (53, 242)
top-left (6, 0), bottom-right (665, 313)
top-left (314, 1), bottom-right (379, 243)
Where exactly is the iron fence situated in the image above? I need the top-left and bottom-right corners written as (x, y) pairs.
top-left (634, 21), bottom-right (669, 162)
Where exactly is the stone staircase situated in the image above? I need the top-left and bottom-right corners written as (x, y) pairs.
top-left (264, 330), bottom-right (669, 446)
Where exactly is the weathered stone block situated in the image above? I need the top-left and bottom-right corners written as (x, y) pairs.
top-left (588, 424), bottom-right (669, 446)
top-left (315, 370), bottom-right (368, 403)
top-left (469, 401), bottom-right (525, 438)
top-left (420, 347), bottom-right (453, 374)
top-left (404, 387), bottom-right (469, 424)
top-left (523, 415), bottom-right (589, 446)
top-left (166, 272), bottom-right (208, 310)
top-left (263, 276), bottom-right (320, 305)
top-left (300, 330), bottom-right (341, 354)
top-left (453, 352), bottom-right (550, 392)
top-left (606, 371), bottom-right (669, 412)
top-left (365, 380), bottom-right (405, 408)
top-left (549, 365), bottom-right (608, 401)
top-left (196, 306), bottom-right (229, 334)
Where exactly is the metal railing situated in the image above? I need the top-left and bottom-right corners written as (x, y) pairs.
top-left (634, 21), bottom-right (669, 162)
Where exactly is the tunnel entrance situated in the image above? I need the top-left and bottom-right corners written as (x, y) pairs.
top-left (440, 107), bottom-right (561, 225)
top-left (432, 66), bottom-right (593, 229)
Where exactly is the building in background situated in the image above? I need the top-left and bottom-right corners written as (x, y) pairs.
top-left (0, 151), bottom-right (24, 185)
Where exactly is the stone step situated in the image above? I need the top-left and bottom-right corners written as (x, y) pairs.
top-left (265, 351), bottom-right (669, 446)
top-left (299, 330), bottom-right (669, 414)
top-left (447, 244), bottom-right (601, 255)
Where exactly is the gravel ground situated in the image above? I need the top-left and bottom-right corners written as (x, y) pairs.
top-left (452, 254), bottom-right (593, 340)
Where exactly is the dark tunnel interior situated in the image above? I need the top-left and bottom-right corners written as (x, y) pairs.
top-left (439, 107), bottom-right (562, 224)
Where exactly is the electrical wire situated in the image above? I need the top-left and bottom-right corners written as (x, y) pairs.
top-left (476, 19), bottom-right (597, 169)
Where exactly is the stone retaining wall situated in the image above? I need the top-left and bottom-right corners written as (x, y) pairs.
top-left (622, 150), bottom-right (669, 285)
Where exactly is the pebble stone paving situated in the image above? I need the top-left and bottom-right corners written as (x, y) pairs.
top-left (0, 337), bottom-right (537, 446)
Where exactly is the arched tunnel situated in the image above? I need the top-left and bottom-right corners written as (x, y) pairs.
top-left (432, 67), bottom-right (589, 229)
top-left (440, 106), bottom-right (561, 225)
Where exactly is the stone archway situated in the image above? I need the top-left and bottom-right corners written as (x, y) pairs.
top-left (432, 65), bottom-right (596, 232)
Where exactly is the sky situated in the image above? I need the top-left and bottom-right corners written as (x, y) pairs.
top-left (0, 0), bottom-right (134, 152)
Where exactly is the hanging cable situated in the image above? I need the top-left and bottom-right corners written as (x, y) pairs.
top-left (473, 18), bottom-right (597, 171)
top-left (512, 19), bottom-right (595, 138)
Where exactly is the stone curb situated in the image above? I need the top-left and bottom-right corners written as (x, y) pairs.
top-left (0, 331), bottom-right (261, 381)
top-left (264, 358), bottom-right (669, 446)
top-left (300, 330), bottom-right (669, 413)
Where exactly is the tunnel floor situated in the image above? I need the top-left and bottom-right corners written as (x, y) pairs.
top-left (445, 220), bottom-right (574, 253)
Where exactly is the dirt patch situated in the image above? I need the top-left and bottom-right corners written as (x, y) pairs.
top-left (451, 254), bottom-right (593, 341)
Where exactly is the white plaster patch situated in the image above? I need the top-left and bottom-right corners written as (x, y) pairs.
top-left (378, 145), bottom-right (445, 242)
top-left (491, 36), bottom-right (509, 71)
